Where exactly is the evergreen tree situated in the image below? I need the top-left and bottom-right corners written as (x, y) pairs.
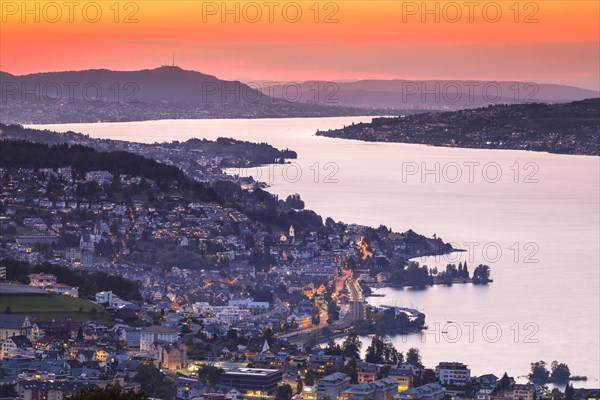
top-left (324, 338), bottom-right (342, 355)
top-left (304, 370), bottom-right (315, 386)
top-left (564, 384), bottom-right (575, 400)
top-left (275, 384), bottom-right (293, 400)
top-left (406, 348), bottom-right (421, 365)
top-left (499, 372), bottom-right (512, 391)
top-left (473, 264), bottom-right (491, 284)
top-left (421, 369), bottom-right (437, 384)
top-left (463, 261), bottom-right (470, 278)
top-left (550, 361), bottom-right (571, 382)
top-left (341, 333), bottom-right (362, 359)
top-left (342, 357), bottom-right (359, 384)
top-left (529, 361), bottom-right (550, 382)
top-left (0, 384), bottom-right (18, 398)
top-left (365, 335), bottom-right (400, 365)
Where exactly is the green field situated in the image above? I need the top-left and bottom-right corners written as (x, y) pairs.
top-left (0, 294), bottom-right (113, 324)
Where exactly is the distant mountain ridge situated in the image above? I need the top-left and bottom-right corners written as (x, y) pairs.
top-left (263, 80), bottom-right (600, 110)
top-left (0, 67), bottom-right (389, 123)
top-left (1, 66), bottom-right (259, 104)
top-left (2, 67), bottom-right (598, 123)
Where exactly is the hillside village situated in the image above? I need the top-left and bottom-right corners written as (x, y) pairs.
top-left (0, 136), bottom-right (582, 400)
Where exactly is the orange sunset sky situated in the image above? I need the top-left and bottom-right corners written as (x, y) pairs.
top-left (1, 0), bottom-right (599, 89)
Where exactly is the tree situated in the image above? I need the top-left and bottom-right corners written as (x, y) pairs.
top-left (324, 338), bottom-right (342, 355)
top-left (304, 370), bottom-right (315, 386)
top-left (550, 388), bottom-right (562, 400)
top-left (529, 361), bottom-right (550, 382)
top-left (365, 335), bottom-right (400, 365)
top-left (365, 335), bottom-right (383, 364)
top-left (0, 384), bottom-right (17, 398)
top-left (275, 384), bottom-right (293, 400)
top-left (69, 386), bottom-right (148, 400)
top-left (341, 332), bottom-right (362, 359)
top-left (564, 384), bottom-right (575, 400)
top-left (406, 348), bottom-right (421, 365)
top-left (462, 261), bottom-right (470, 278)
top-left (134, 365), bottom-right (175, 399)
top-left (3, 306), bottom-right (11, 314)
top-left (327, 299), bottom-right (340, 324)
top-left (498, 372), bottom-right (512, 391)
top-left (226, 328), bottom-right (238, 342)
top-left (550, 361), bottom-right (571, 382)
top-left (342, 357), bottom-right (359, 384)
top-left (421, 369), bottom-right (437, 384)
top-left (473, 264), bottom-right (491, 284)
top-left (197, 364), bottom-right (224, 386)
top-left (285, 194), bottom-right (305, 210)
top-left (261, 327), bottom-right (274, 344)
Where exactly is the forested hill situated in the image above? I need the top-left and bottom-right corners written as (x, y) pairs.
top-left (1, 140), bottom-right (178, 178)
top-left (0, 66), bottom-right (387, 123)
top-left (0, 140), bottom-right (222, 204)
top-left (317, 98), bottom-right (600, 155)
top-left (0, 123), bottom-right (297, 168)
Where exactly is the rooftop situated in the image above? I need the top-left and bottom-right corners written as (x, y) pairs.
top-left (319, 372), bottom-right (351, 383)
top-left (223, 368), bottom-right (281, 377)
top-left (143, 325), bottom-right (178, 334)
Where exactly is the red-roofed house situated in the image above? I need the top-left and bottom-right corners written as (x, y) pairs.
top-left (28, 273), bottom-right (56, 287)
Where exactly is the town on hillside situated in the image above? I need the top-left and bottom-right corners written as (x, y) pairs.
top-left (0, 136), bottom-right (584, 400)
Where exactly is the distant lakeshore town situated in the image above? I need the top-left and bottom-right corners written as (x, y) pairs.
top-left (317, 99), bottom-right (600, 156)
top-left (0, 122), bottom-right (592, 400)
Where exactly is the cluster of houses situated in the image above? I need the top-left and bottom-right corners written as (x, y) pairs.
top-left (1, 166), bottom-right (388, 285)
top-left (0, 303), bottom-right (549, 400)
top-left (0, 151), bottom-right (594, 400)
top-left (27, 273), bottom-right (79, 297)
top-left (173, 357), bottom-right (541, 400)
top-left (303, 361), bottom-right (536, 400)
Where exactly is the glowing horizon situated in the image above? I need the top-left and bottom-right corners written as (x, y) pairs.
top-left (1, 1), bottom-right (599, 89)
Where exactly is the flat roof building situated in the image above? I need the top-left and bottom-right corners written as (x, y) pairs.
top-left (435, 362), bottom-right (471, 387)
top-left (220, 368), bottom-right (283, 395)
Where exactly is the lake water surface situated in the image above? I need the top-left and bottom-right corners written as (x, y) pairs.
top-left (30, 117), bottom-right (600, 383)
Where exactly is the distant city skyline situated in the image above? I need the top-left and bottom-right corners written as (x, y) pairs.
top-left (1, 1), bottom-right (599, 90)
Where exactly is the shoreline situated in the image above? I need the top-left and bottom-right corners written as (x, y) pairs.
top-left (366, 278), bottom-right (494, 291)
top-left (24, 117), bottom-right (599, 158)
top-left (316, 132), bottom-right (600, 157)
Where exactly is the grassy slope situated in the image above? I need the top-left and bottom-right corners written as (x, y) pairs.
top-left (0, 294), bottom-right (112, 324)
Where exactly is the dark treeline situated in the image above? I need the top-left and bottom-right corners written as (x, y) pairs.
top-left (2, 258), bottom-right (142, 301)
top-left (355, 307), bottom-right (426, 335)
top-left (0, 123), bottom-right (297, 167)
top-left (168, 137), bottom-right (298, 164)
top-left (0, 140), bottom-right (221, 204)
